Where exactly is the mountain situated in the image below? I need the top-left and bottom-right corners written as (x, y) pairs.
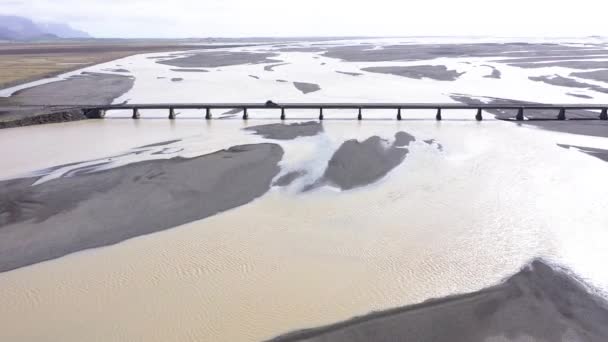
top-left (37, 22), bottom-right (90, 39)
top-left (0, 27), bottom-right (18, 40)
top-left (0, 15), bottom-right (45, 40)
top-left (0, 15), bottom-right (90, 40)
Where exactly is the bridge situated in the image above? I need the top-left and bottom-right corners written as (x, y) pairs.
top-left (82, 102), bottom-right (608, 121)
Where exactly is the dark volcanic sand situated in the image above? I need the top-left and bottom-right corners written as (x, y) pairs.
top-left (529, 75), bottom-right (588, 87)
top-left (571, 69), bottom-right (608, 83)
top-left (139, 139), bottom-right (182, 148)
top-left (0, 143), bottom-right (283, 272)
top-left (450, 94), bottom-right (608, 138)
top-left (273, 170), bottom-right (307, 187)
top-left (567, 93), bottom-right (593, 99)
top-left (219, 108), bottom-right (244, 119)
top-left (529, 75), bottom-right (608, 94)
top-left (0, 109), bottom-right (88, 129)
top-left (309, 132), bottom-right (416, 191)
top-left (245, 121), bottom-right (323, 140)
top-left (362, 65), bottom-right (464, 81)
top-left (393, 131), bottom-right (416, 146)
top-left (105, 68), bottom-right (130, 73)
top-left (223, 108), bottom-right (244, 115)
top-left (322, 43), bottom-right (608, 63)
top-left (7, 72), bottom-right (134, 106)
top-left (157, 51), bottom-right (281, 68)
top-left (558, 144), bottom-right (608, 162)
top-left (0, 72), bottom-right (134, 128)
top-left (268, 260), bottom-right (608, 342)
top-left (264, 63), bottom-right (290, 71)
top-left (335, 71), bottom-right (363, 76)
top-left (482, 65), bottom-right (501, 79)
top-left (510, 61), bottom-right (608, 70)
top-left (321, 43), bottom-right (608, 78)
top-left (495, 55), bottom-right (608, 63)
top-left (293, 82), bottom-right (321, 94)
top-left (170, 68), bottom-right (209, 73)
top-left (274, 47), bottom-right (327, 53)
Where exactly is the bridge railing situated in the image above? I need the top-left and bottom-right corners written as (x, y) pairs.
top-left (82, 103), bottom-right (608, 121)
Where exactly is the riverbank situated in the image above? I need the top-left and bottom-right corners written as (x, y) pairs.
top-left (0, 41), bottom-right (247, 89)
top-left (0, 41), bottom-right (256, 128)
top-left (0, 141), bottom-right (283, 272)
top-left (269, 260), bottom-right (608, 342)
top-left (0, 72), bottom-right (135, 128)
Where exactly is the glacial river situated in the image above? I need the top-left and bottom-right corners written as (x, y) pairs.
top-left (1, 37), bottom-right (608, 341)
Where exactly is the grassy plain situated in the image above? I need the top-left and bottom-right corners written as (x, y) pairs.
top-left (0, 41), bottom-right (240, 89)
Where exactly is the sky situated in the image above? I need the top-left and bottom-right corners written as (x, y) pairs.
top-left (2, 0), bottom-right (607, 38)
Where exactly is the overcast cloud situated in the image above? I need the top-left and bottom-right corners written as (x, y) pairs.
top-left (2, 0), bottom-right (607, 38)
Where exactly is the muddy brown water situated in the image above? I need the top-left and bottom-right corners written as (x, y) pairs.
top-left (0, 119), bottom-right (607, 341)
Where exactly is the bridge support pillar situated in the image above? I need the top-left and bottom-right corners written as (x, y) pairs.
top-left (319, 108), bottom-right (324, 120)
top-left (243, 108), bottom-right (248, 120)
top-left (280, 108), bottom-right (285, 120)
top-left (600, 108), bottom-right (607, 120)
top-left (206, 108), bottom-right (212, 120)
top-left (516, 108), bottom-right (524, 121)
top-left (436, 108), bottom-right (442, 121)
top-left (169, 108), bottom-right (175, 120)
top-left (132, 108), bottom-right (140, 119)
top-left (397, 108), bottom-right (402, 120)
top-left (475, 108), bottom-right (483, 121)
top-left (357, 108), bottom-right (362, 120)
top-left (558, 108), bottom-right (566, 120)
